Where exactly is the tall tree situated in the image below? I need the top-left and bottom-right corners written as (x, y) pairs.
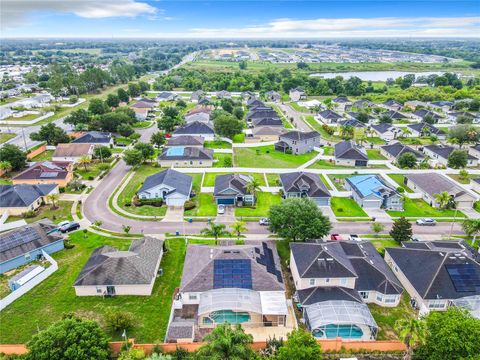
top-left (88, 98), bottom-right (108, 115)
top-left (277, 329), bottom-right (323, 360)
top-left (434, 191), bottom-right (455, 209)
top-left (123, 149), bottom-right (143, 167)
top-left (397, 152), bottom-right (417, 169)
top-left (30, 123), bottom-right (70, 145)
top-left (448, 124), bottom-right (480, 148)
top-left (117, 88), bottom-right (129, 103)
top-left (461, 219), bottom-right (480, 247)
top-left (201, 222), bottom-right (229, 242)
top-left (389, 217), bottom-right (412, 244)
top-left (230, 221), bottom-right (247, 242)
top-left (246, 177), bottom-right (261, 197)
top-left (447, 150), bottom-right (468, 169)
top-left (150, 132), bottom-right (166, 149)
top-left (106, 93), bottom-right (120, 108)
top-left (395, 318), bottom-right (427, 360)
top-left (133, 142), bottom-right (155, 162)
top-left (78, 155), bottom-right (91, 171)
top-left (0, 144), bottom-right (27, 171)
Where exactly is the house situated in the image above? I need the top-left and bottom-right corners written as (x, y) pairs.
top-left (184, 108), bottom-right (211, 123)
top-left (370, 124), bottom-right (403, 142)
top-left (190, 90), bottom-right (205, 103)
top-left (448, 111), bottom-right (477, 123)
top-left (265, 90), bottom-right (281, 102)
top-left (0, 184), bottom-right (58, 216)
top-left (73, 237), bottom-right (163, 296)
top-left (411, 109), bottom-right (442, 123)
top-left (404, 100), bottom-right (428, 110)
top-left (423, 145), bottom-right (478, 167)
top-left (275, 130), bottom-right (320, 155)
top-left (157, 147), bottom-right (214, 168)
top-left (52, 143), bottom-right (94, 162)
top-left (279, 172), bottom-right (331, 206)
top-left (404, 173), bottom-right (476, 209)
top-left (380, 142), bottom-right (424, 162)
top-left (407, 123), bottom-right (446, 139)
top-left (334, 141), bottom-right (368, 167)
top-left (132, 107), bottom-right (148, 120)
top-left (166, 135), bottom-right (205, 148)
top-left (167, 242), bottom-right (292, 342)
top-left (246, 98), bottom-right (264, 108)
top-left (12, 161), bottom-right (73, 187)
top-left (332, 96), bottom-right (351, 111)
top-left (385, 241), bottom-right (480, 314)
top-left (290, 241), bottom-right (403, 339)
top-left (198, 98), bottom-right (211, 106)
top-left (380, 110), bottom-right (408, 122)
top-left (338, 119), bottom-right (366, 128)
top-left (469, 144), bottom-right (480, 159)
top-left (157, 92), bottom-right (179, 102)
top-left (0, 219), bottom-right (64, 274)
top-left (353, 100), bottom-right (374, 109)
top-left (318, 110), bottom-right (343, 124)
top-left (345, 175), bottom-right (403, 210)
top-left (216, 90), bottom-right (231, 99)
top-left (381, 100), bottom-right (403, 111)
top-left (289, 87), bottom-right (307, 101)
top-left (72, 131), bottom-right (113, 146)
top-left (131, 100), bottom-right (155, 110)
top-left (430, 101), bottom-right (454, 112)
top-left (471, 178), bottom-right (480, 193)
top-left (246, 108), bottom-right (279, 123)
top-left (172, 121), bottom-right (215, 140)
top-left (252, 117), bottom-right (283, 127)
top-left (213, 174), bottom-right (254, 206)
top-left (251, 126), bottom-right (287, 142)
top-left (138, 169), bottom-right (192, 206)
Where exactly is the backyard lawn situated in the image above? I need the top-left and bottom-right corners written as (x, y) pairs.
top-left (327, 174), bottom-right (364, 191)
top-left (0, 133), bottom-right (16, 144)
top-left (303, 115), bottom-right (341, 142)
top-left (31, 150), bottom-right (53, 162)
top-left (235, 192), bottom-right (282, 217)
top-left (234, 145), bottom-right (316, 168)
top-left (387, 198), bottom-right (466, 218)
top-left (308, 159), bottom-right (353, 169)
top-left (213, 153), bottom-right (233, 167)
top-left (266, 173), bottom-right (280, 187)
top-left (204, 140), bottom-right (232, 149)
top-left (0, 232), bottom-right (186, 344)
top-left (7, 201), bottom-right (73, 224)
top-left (367, 149), bottom-right (387, 160)
top-left (203, 172), bottom-right (266, 187)
top-left (330, 197), bottom-right (369, 217)
top-left (387, 174), bottom-right (413, 193)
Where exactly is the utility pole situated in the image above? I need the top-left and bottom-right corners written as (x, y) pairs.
top-left (21, 127), bottom-right (28, 152)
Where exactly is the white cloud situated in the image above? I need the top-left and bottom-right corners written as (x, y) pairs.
top-left (1, 0), bottom-right (157, 29)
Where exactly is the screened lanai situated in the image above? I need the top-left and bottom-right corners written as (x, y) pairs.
top-left (303, 300), bottom-right (378, 340)
top-left (451, 295), bottom-right (480, 319)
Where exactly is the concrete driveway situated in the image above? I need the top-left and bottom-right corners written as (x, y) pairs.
top-left (362, 208), bottom-right (394, 223)
top-left (161, 206), bottom-right (185, 222)
top-left (215, 206), bottom-right (236, 223)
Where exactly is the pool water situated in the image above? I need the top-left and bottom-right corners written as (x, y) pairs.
top-left (313, 324), bottom-right (363, 339)
top-left (207, 310), bottom-right (251, 324)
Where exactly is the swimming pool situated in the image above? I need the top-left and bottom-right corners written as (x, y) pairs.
top-left (205, 310), bottom-right (251, 324)
top-left (313, 324), bottom-right (363, 339)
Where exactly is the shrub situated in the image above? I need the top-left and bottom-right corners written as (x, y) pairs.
top-left (337, 208), bottom-right (344, 213)
top-left (184, 200), bottom-right (196, 210)
top-left (137, 198), bottom-right (163, 207)
top-left (105, 310), bottom-right (135, 333)
top-left (64, 240), bottom-right (75, 249)
top-left (22, 210), bottom-right (36, 218)
top-left (223, 157), bottom-right (233, 167)
top-left (59, 187), bottom-right (66, 193)
top-left (88, 176), bottom-right (94, 180)
top-left (396, 186), bottom-right (405, 193)
top-left (124, 202), bottom-right (131, 207)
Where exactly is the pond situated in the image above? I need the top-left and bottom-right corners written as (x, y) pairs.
top-left (309, 71), bottom-right (445, 81)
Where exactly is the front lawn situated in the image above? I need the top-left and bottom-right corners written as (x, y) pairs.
top-left (132, 121), bottom-right (154, 128)
top-left (367, 149), bottom-right (387, 160)
top-left (447, 173), bottom-right (473, 185)
top-left (31, 150), bottom-right (53, 162)
top-left (203, 172), bottom-right (266, 187)
top-left (387, 174), bottom-right (414, 193)
top-left (235, 192), bottom-right (282, 217)
top-left (234, 145), bottom-right (317, 168)
top-left (387, 198), bottom-right (466, 218)
top-left (365, 137), bottom-right (386, 145)
top-left (0, 133), bottom-right (16, 144)
top-left (75, 162), bottom-right (107, 180)
top-left (308, 159), bottom-right (353, 169)
top-left (7, 200), bottom-right (73, 224)
top-left (266, 173), bottom-right (280, 187)
top-left (331, 197), bottom-right (369, 217)
top-left (204, 140), bottom-right (232, 149)
top-left (0, 232), bottom-right (186, 344)
top-left (184, 193), bottom-right (217, 217)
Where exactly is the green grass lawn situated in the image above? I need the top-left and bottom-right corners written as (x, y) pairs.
top-left (319, 174), bottom-right (333, 190)
top-left (234, 145), bottom-right (316, 168)
top-left (366, 137), bottom-right (386, 145)
top-left (447, 173), bottom-right (473, 185)
top-left (266, 173), bottom-right (280, 187)
top-left (369, 239), bottom-right (400, 256)
top-left (308, 159), bottom-right (354, 169)
top-left (270, 104), bottom-right (294, 129)
top-left (304, 115), bottom-right (342, 142)
top-left (367, 149), bottom-right (387, 160)
top-left (321, 146), bottom-right (333, 155)
top-left (204, 140), bottom-right (232, 149)
top-left (7, 201), bottom-right (73, 224)
top-left (184, 193), bottom-right (217, 217)
top-left (0, 133), bottom-right (16, 144)
top-left (75, 162), bottom-right (106, 180)
top-left (289, 102), bottom-right (311, 113)
top-left (330, 197), bottom-right (369, 217)
top-left (398, 137), bottom-right (433, 146)
top-left (387, 174), bottom-right (414, 193)
top-left (132, 121), bottom-right (154, 129)
top-left (203, 172), bottom-right (266, 187)
top-left (213, 153), bottom-right (233, 167)
top-left (114, 136), bottom-right (133, 146)
top-left (0, 232), bottom-right (186, 344)
top-left (0, 178), bottom-right (12, 185)
top-left (387, 198), bottom-right (466, 218)
top-left (233, 133), bottom-right (245, 143)
top-left (235, 192), bottom-right (281, 217)
top-left (5, 113), bottom-right (40, 121)
top-left (31, 150), bottom-right (54, 162)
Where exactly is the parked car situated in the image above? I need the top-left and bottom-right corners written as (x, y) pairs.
top-left (217, 204), bottom-right (225, 215)
top-left (259, 218), bottom-right (270, 226)
top-left (416, 218), bottom-right (437, 226)
top-left (59, 221), bottom-right (80, 233)
top-left (330, 234), bottom-right (343, 241)
top-left (57, 220), bottom-right (70, 228)
top-left (348, 234), bottom-right (362, 242)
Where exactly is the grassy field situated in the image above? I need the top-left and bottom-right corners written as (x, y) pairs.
top-left (31, 150), bottom-right (54, 162)
top-left (0, 232), bottom-right (185, 344)
top-left (235, 192), bottom-right (281, 217)
top-left (204, 140), bottom-right (232, 149)
top-left (308, 159), bottom-right (354, 169)
top-left (0, 133), bottom-right (16, 144)
top-left (203, 172), bottom-right (266, 187)
top-left (184, 193), bottom-right (217, 217)
top-left (5, 113), bottom-right (40, 122)
top-left (387, 198), bottom-right (466, 218)
top-left (7, 201), bottom-right (73, 224)
top-left (367, 149), bottom-right (387, 160)
top-left (386, 174), bottom-right (413, 193)
top-left (75, 162), bottom-right (107, 180)
top-left (304, 115), bottom-right (342, 142)
top-left (331, 197), bottom-right (369, 217)
top-left (234, 145), bottom-right (316, 168)
top-left (213, 153), bottom-right (233, 167)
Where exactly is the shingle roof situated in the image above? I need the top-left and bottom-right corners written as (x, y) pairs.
top-left (253, 126), bottom-right (287, 136)
top-left (412, 109), bottom-right (442, 120)
top-left (138, 169), bottom-right (192, 197)
top-left (383, 100), bottom-right (402, 107)
top-left (252, 117), bottom-right (283, 127)
top-left (333, 96), bottom-right (350, 103)
top-left (73, 237), bottom-right (163, 286)
top-left (130, 101), bottom-right (154, 109)
top-left (173, 121), bottom-right (214, 136)
top-left (166, 135), bottom-right (204, 147)
top-left (297, 286), bottom-right (362, 305)
top-left (334, 141), bottom-right (368, 161)
top-left (13, 161), bottom-right (71, 181)
top-left (53, 143), bottom-right (92, 158)
top-left (158, 147), bottom-right (213, 161)
top-left (381, 142), bottom-right (424, 159)
top-left (72, 131), bottom-right (112, 144)
top-left (247, 109), bottom-right (278, 120)
top-left (0, 220), bottom-right (63, 263)
top-left (214, 174), bottom-right (251, 197)
top-left (280, 130), bottom-right (320, 141)
top-left (338, 119), bottom-right (366, 128)
top-left (180, 242), bottom-right (284, 292)
top-left (0, 184), bottom-right (57, 208)
top-left (279, 172), bottom-right (331, 198)
top-left (371, 123), bottom-right (394, 134)
top-left (381, 110), bottom-right (407, 120)
top-left (424, 145), bottom-right (477, 160)
top-left (405, 173), bottom-right (472, 198)
top-left (318, 110), bottom-right (342, 120)
top-left (408, 123), bottom-right (446, 136)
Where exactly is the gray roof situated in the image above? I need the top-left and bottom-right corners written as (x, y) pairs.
top-left (214, 174), bottom-right (251, 197)
top-left (158, 147), bottom-right (214, 161)
top-left (333, 96), bottom-right (350, 103)
top-left (73, 237), bottom-right (163, 286)
top-left (424, 145), bottom-right (477, 160)
top-left (72, 131), bottom-right (112, 144)
top-left (0, 184), bottom-right (57, 208)
top-left (338, 119), bottom-right (366, 128)
top-left (280, 172), bottom-right (330, 198)
top-left (318, 110), bottom-right (342, 120)
top-left (0, 220), bottom-right (63, 263)
top-left (297, 286), bottom-right (362, 305)
top-left (252, 117), bottom-right (283, 127)
top-left (408, 123), bottom-right (446, 136)
top-left (405, 173), bottom-right (472, 199)
top-left (353, 100), bottom-right (374, 108)
top-left (371, 123), bottom-right (394, 134)
top-left (247, 109), bottom-right (278, 120)
top-left (290, 242), bottom-right (403, 295)
top-left (173, 121), bottom-right (214, 136)
top-left (166, 135), bottom-right (204, 147)
top-left (381, 142), bottom-right (424, 159)
top-left (138, 169), bottom-right (192, 197)
top-left (253, 126), bottom-right (287, 136)
top-left (334, 141), bottom-right (368, 161)
top-left (383, 100), bottom-right (402, 107)
top-left (413, 109), bottom-right (442, 120)
top-left (381, 110), bottom-right (407, 120)
top-left (280, 130), bottom-right (320, 141)
top-left (180, 242), bottom-right (284, 292)
top-left (386, 245), bottom-right (480, 300)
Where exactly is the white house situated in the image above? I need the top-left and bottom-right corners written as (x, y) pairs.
top-left (137, 169), bottom-right (192, 206)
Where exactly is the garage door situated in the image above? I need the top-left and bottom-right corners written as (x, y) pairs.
top-left (166, 197), bottom-right (185, 206)
top-left (355, 160), bottom-right (368, 167)
top-left (217, 198), bottom-right (235, 205)
top-left (362, 200), bottom-right (380, 208)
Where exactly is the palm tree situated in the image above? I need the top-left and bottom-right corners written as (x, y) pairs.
top-left (0, 161), bottom-right (12, 176)
top-left (434, 191), bottom-right (452, 209)
top-left (340, 125), bottom-right (354, 140)
top-left (394, 318), bottom-right (427, 360)
top-left (78, 155), bottom-right (91, 171)
top-left (46, 193), bottom-right (59, 209)
top-left (401, 128), bottom-right (412, 139)
top-left (462, 219), bottom-right (480, 247)
top-left (201, 222), bottom-right (229, 243)
top-left (246, 177), bottom-right (261, 198)
top-left (230, 221), bottom-right (247, 242)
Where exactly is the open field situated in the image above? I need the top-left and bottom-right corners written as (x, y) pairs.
top-left (234, 145), bottom-right (316, 168)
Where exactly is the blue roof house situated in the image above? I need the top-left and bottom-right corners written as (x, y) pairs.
top-left (345, 175), bottom-right (403, 211)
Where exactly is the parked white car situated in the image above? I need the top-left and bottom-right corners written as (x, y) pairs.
top-left (217, 204), bottom-right (225, 215)
top-left (416, 218), bottom-right (437, 226)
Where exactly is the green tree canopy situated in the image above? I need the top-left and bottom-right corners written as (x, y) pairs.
top-left (117, 88), bottom-right (129, 103)
top-left (150, 132), bottom-right (166, 149)
top-left (123, 149), bottom-right (143, 167)
top-left (447, 150), bottom-right (468, 169)
top-left (213, 111), bottom-right (244, 139)
top-left (30, 123), bottom-right (70, 145)
top-left (133, 142), bottom-right (155, 162)
top-left (397, 152), bottom-right (418, 169)
top-left (106, 93), bottom-right (120, 108)
top-left (88, 98), bottom-right (108, 115)
top-left (0, 144), bottom-right (27, 171)
top-left (389, 216), bottom-right (412, 243)
top-left (277, 329), bottom-right (322, 360)
top-left (64, 109), bottom-right (91, 127)
top-left (448, 124), bottom-right (480, 147)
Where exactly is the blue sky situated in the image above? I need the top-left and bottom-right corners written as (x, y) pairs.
top-left (1, 1), bottom-right (479, 38)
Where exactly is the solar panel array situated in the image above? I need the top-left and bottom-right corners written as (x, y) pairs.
top-left (213, 259), bottom-right (252, 289)
top-left (446, 264), bottom-right (480, 292)
top-left (0, 227), bottom-right (39, 253)
top-left (40, 172), bottom-right (59, 178)
top-left (256, 243), bottom-right (283, 283)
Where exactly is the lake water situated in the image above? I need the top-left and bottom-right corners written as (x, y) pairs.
top-left (309, 71), bottom-right (444, 81)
